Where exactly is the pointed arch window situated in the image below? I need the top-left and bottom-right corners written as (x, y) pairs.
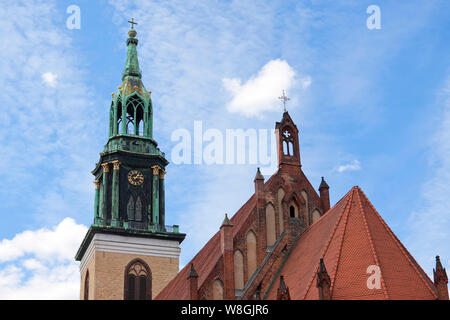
top-left (126, 115), bottom-right (134, 134)
top-left (283, 141), bottom-right (288, 155)
top-left (135, 197), bottom-right (142, 221)
top-left (125, 95), bottom-right (145, 136)
top-left (135, 103), bottom-right (144, 136)
top-left (234, 250), bottom-right (244, 290)
top-left (212, 279), bottom-right (224, 300)
top-left (289, 206), bottom-right (295, 218)
top-left (312, 209), bottom-right (321, 223)
top-left (246, 231), bottom-right (257, 278)
top-left (127, 196), bottom-right (135, 220)
top-left (288, 201), bottom-right (299, 218)
top-left (282, 128), bottom-right (295, 157)
top-left (124, 259), bottom-right (152, 300)
top-left (116, 100), bottom-right (122, 135)
top-left (266, 204), bottom-right (276, 247)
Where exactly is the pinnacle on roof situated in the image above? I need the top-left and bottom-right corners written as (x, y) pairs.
top-left (317, 258), bottom-right (331, 285)
top-left (279, 275), bottom-right (287, 290)
top-left (276, 275), bottom-right (291, 300)
top-left (187, 263), bottom-right (198, 279)
top-left (319, 177), bottom-right (329, 190)
top-left (221, 213), bottom-right (233, 227)
top-left (254, 167), bottom-right (264, 181)
top-left (434, 255), bottom-right (448, 282)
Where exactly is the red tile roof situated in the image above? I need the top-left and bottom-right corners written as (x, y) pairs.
top-left (265, 186), bottom-right (438, 300)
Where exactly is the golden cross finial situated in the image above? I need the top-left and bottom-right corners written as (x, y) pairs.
top-left (278, 90), bottom-right (290, 112)
top-left (128, 18), bottom-right (138, 29)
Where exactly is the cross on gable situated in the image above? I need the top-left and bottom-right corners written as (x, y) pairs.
top-left (283, 130), bottom-right (291, 138)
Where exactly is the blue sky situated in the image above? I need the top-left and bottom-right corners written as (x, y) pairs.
top-left (0, 0), bottom-right (449, 299)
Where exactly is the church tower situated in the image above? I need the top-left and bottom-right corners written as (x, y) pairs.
top-left (75, 23), bottom-right (185, 300)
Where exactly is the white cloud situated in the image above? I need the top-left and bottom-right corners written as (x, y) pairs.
top-left (0, 218), bottom-right (87, 299)
top-left (223, 59), bottom-right (297, 117)
top-left (41, 72), bottom-right (58, 87)
top-left (336, 159), bottom-right (361, 173)
top-left (406, 76), bottom-right (450, 275)
top-left (0, 0), bottom-right (101, 226)
top-left (300, 75), bottom-right (312, 89)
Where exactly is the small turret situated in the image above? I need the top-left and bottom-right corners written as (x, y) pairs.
top-left (433, 255), bottom-right (449, 300)
top-left (316, 258), bottom-right (331, 300)
top-left (318, 177), bottom-right (330, 213)
top-left (254, 167), bottom-right (265, 208)
top-left (220, 213), bottom-right (235, 299)
top-left (275, 110), bottom-right (301, 169)
top-left (187, 263), bottom-right (199, 300)
top-left (276, 275), bottom-right (291, 300)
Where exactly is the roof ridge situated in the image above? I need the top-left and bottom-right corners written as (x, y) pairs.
top-left (329, 187), bottom-right (354, 295)
top-left (355, 187), bottom-right (389, 299)
top-left (305, 186), bottom-right (354, 228)
top-left (357, 187), bottom-right (438, 299)
top-left (302, 187), bottom-right (355, 299)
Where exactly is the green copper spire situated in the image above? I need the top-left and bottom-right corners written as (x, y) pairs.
top-left (105, 25), bottom-right (155, 146)
top-left (122, 28), bottom-right (142, 80)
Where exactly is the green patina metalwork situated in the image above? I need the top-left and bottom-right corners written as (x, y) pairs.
top-left (111, 166), bottom-right (120, 227)
top-left (159, 178), bottom-right (165, 227)
top-left (74, 27), bottom-right (185, 259)
top-left (93, 184), bottom-right (100, 225)
top-left (106, 28), bottom-right (154, 153)
top-left (152, 170), bottom-right (159, 228)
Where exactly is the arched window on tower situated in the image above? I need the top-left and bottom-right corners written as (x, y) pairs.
top-left (84, 270), bottom-right (89, 300)
top-left (246, 231), bottom-right (257, 278)
top-left (288, 201), bottom-right (298, 218)
top-left (126, 104), bottom-right (134, 134)
top-left (116, 100), bottom-right (122, 134)
top-left (212, 279), bottom-right (224, 300)
top-left (266, 203), bottom-right (276, 247)
top-left (289, 205), bottom-right (295, 218)
top-left (125, 95), bottom-right (145, 136)
top-left (135, 104), bottom-right (144, 136)
top-left (234, 250), bottom-right (244, 290)
top-left (124, 259), bottom-right (152, 300)
top-left (312, 209), bottom-right (321, 223)
top-left (282, 129), bottom-right (294, 156)
top-left (288, 142), bottom-right (294, 156)
top-left (135, 197), bottom-right (142, 221)
top-left (127, 196), bottom-right (135, 220)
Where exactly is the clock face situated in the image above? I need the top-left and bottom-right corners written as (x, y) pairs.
top-left (128, 170), bottom-right (144, 186)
